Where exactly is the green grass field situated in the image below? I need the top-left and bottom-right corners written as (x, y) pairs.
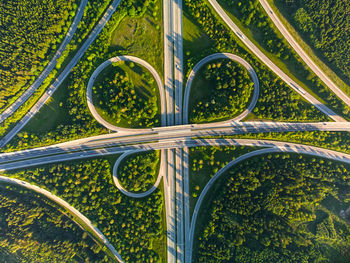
top-left (110, 0), bottom-right (163, 76)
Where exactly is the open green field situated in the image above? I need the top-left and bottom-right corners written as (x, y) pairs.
top-left (193, 152), bottom-right (350, 262)
top-left (110, 0), bottom-right (163, 75)
top-left (183, 13), bottom-right (214, 69)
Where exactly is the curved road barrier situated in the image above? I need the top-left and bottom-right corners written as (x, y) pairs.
top-left (0, 175), bottom-right (124, 263)
top-left (183, 53), bottom-right (259, 125)
top-left (206, 0), bottom-right (346, 122)
top-left (112, 150), bottom-right (164, 198)
top-left (86, 55), bottom-right (166, 132)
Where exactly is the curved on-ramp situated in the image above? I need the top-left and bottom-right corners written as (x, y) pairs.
top-left (183, 53), bottom-right (259, 125)
top-left (0, 175), bottom-right (124, 263)
top-left (186, 141), bottom-right (350, 262)
top-left (206, 0), bottom-right (346, 122)
top-left (86, 55), bottom-right (166, 133)
top-left (0, 0), bottom-right (122, 148)
top-left (112, 150), bottom-right (164, 198)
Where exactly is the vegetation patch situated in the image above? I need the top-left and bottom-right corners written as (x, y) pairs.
top-left (183, 0), bottom-right (328, 122)
top-left (189, 59), bottom-right (254, 123)
top-left (0, 0), bottom-right (77, 112)
top-left (110, 0), bottom-right (163, 74)
top-left (189, 145), bottom-right (258, 215)
top-left (5, 0), bottom-right (162, 151)
top-left (217, 0), bottom-right (350, 119)
top-left (274, 0), bottom-right (350, 87)
top-left (118, 151), bottom-right (160, 193)
top-left (93, 61), bottom-right (161, 128)
top-left (2, 158), bottom-right (166, 262)
top-left (194, 153), bottom-right (350, 262)
top-left (0, 184), bottom-right (109, 262)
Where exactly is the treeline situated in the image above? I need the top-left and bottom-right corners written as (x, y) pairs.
top-left (94, 63), bottom-right (159, 128)
top-left (0, 0), bottom-right (77, 112)
top-left (190, 59), bottom-right (253, 123)
top-left (0, 184), bottom-right (109, 262)
top-left (195, 153), bottom-right (350, 262)
top-left (118, 151), bottom-right (160, 193)
top-left (4, 158), bottom-right (165, 262)
top-left (278, 0), bottom-right (350, 84)
top-left (184, 0), bottom-right (328, 122)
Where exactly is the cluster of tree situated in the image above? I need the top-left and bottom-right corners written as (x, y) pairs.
top-left (221, 0), bottom-right (350, 118)
top-left (183, 0), bottom-right (329, 122)
top-left (0, 184), bottom-right (109, 262)
top-left (278, 0), bottom-right (350, 84)
top-left (4, 0), bottom-right (160, 152)
top-left (94, 63), bottom-right (159, 128)
top-left (4, 158), bottom-right (165, 262)
top-left (0, 0), bottom-right (77, 112)
top-left (0, 0), bottom-right (117, 142)
top-left (189, 145), bottom-right (252, 199)
top-left (118, 151), bottom-right (160, 193)
top-left (195, 153), bottom-right (350, 262)
top-left (190, 59), bottom-right (254, 123)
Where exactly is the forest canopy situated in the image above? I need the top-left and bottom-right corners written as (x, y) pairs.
top-left (0, 0), bottom-right (77, 111)
top-left (195, 153), bottom-right (350, 262)
top-left (277, 0), bottom-right (350, 82)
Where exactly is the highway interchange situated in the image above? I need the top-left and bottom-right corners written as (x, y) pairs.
top-left (1, 0), bottom-right (350, 262)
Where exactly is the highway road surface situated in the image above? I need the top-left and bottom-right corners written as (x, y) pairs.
top-left (207, 0), bottom-right (346, 122)
top-left (183, 53), bottom-right (259, 125)
top-left (163, 0), bottom-right (177, 260)
top-left (0, 0), bottom-right (88, 123)
top-left (259, 0), bottom-right (350, 107)
top-left (173, 0), bottom-right (184, 126)
top-left (0, 175), bottom-right (124, 263)
top-left (0, 0), bottom-right (122, 148)
top-left (1, 121), bottom-right (350, 166)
